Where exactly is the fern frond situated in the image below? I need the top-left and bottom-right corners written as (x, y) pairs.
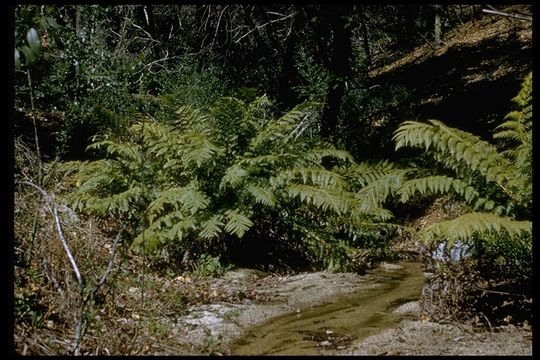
top-left (132, 212), bottom-right (184, 252)
top-left (219, 163), bottom-right (249, 190)
top-left (87, 140), bottom-right (142, 165)
top-left (350, 207), bottom-right (395, 223)
top-left (245, 185), bottom-right (276, 207)
top-left (394, 119), bottom-right (513, 193)
top-left (178, 182), bottom-right (211, 215)
top-left (183, 131), bottom-right (222, 168)
top-left (303, 148), bottom-right (354, 164)
top-left (250, 102), bottom-right (319, 149)
top-left (199, 214), bottom-right (225, 240)
top-left (494, 73), bottom-right (532, 164)
top-left (279, 167), bottom-right (347, 190)
top-left (239, 154), bottom-right (288, 167)
top-left (287, 184), bottom-right (354, 214)
top-left (83, 186), bottom-right (144, 215)
top-left (147, 187), bottom-right (185, 222)
top-left (421, 212), bottom-right (531, 247)
top-left (338, 160), bottom-right (398, 188)
top-left (355, 171), bottom-right (406, 210)
top-left (224, 209), bottom-right (253, 238)
top-left (398, 176), bottom-right (475, 202)
top-left (174, 104), bottom-right (213, 131)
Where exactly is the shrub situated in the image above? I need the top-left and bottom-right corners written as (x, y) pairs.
top-left (66, 95), bottom-right (401, 271)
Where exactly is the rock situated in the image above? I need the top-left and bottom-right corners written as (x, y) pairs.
top-left (393, 301), bottom-right (421, 316)
top-left (381, 263), bottom-right (404, 271)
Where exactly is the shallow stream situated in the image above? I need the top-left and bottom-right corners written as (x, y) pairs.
top-left (229, 262), bottom-right (425, 355)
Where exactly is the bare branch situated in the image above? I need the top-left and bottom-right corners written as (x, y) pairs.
top-left (17, 180), bottom-right (85, 355)
top-left (210, 5), bottom-right (228, 50)
top-left (234, 11), bottom-right (297, 44)
top-left (18, 181), bottom-right (83, 294)
top-left (85, 225), bottom-right (126, 303)
top-left (482, 8), bottom-right (532, 21)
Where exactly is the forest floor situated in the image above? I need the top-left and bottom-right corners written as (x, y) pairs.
top-left (15, 258), bottom-right (532, 356)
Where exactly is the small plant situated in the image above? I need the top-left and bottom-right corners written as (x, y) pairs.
top-left (197, 330), bottom-right (221, 355)
top-left (193, 254), bottom-right (231, 278)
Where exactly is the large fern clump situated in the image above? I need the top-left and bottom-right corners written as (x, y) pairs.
top-left (392, 73), bottom-right (532, 322)
top-left (66, 96), bottom-right (399, 271)
top-left (393, 72), bottom-right (532, 249)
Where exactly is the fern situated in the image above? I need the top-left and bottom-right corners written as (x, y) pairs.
top-left (394, 120), bottom-right (512, 190)
top-left (286, 184), bottom-right (354, 215)
top-left (223, 209), bottom-right (253, 238)
top-left (393, 72), bottom-right (532, 264)
top-left (245, 185), bottom-right (276, 207)
top-left (198, 214), bottom-right (225, 240)
top-left (68, 95), bottom-right (403, 271)
top-left (421, 212), bottom-right (531, 248)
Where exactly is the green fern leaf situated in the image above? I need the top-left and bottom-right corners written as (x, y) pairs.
top-left (224, 209), bottom-right (253, 238)
top-left (246, 185), bottom-right (276, 207)
top-left (287, 184), bottom-right (353, 214)
top-left (199, 215), bottom-right (225, 239)
top-left (220, 164), bottom-right (249, 190)
top-left (421, 212), bottom-right (531, 247)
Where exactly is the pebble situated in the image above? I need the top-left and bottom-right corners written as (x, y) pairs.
top-left (393, 301), bottom-right (420, 316)
top-left (381, 263), bottom-right (404, 271)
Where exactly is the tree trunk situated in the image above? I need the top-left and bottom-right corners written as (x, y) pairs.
top-left (276, 11), bottom-right (300, 109)
top-left (434, 5), bottom-right (442, 46)
top-left (358, 7), bottom-right (372, 68)
top-left (320, 6), bottom-right (354, 141)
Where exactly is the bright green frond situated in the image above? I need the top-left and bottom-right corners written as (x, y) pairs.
top-left (199, 214), bottom-right (225, 240)
top-left (83, 186), bottom-right (144, 216)
top-left (182, 131), bottom-right (222, 168)
top-left (355, 171), bottom-right (405, 210)
top-left (220, 163), bottom-right (249, 190)
top-left (421, 212), bottom-right (531, 247)
top-left (245, 185), bottom-right (276, 207)
top-left (279, 167), bottom-right (347, 190)
top-left (286, 184), bottom-right (353, 214)
top-left (224, 209), bottom-right (253, 238)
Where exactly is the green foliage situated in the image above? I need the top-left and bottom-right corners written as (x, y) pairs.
top-left (293, 46), bottom-right (330, 102)
top-left (393, 72), bottom-right (532, 263)
top-left (422, 212), bottom-right (531, 248)
top-left (66, 95), bottom-right (401, 271)
top-left (193, 254), bottom-right (231, 277)
top-left (15, 27), bottom-right (42, 68)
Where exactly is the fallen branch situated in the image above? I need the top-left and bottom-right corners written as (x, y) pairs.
top-left (482, 9), bottom-right (532, 21)
top-left (17, 180), bottom-right (126, 355)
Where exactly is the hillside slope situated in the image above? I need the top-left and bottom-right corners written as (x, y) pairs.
top-left (363, 5), bottom-right (532, 159)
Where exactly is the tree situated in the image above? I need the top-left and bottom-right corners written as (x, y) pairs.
top-left (318, 6), bottom-right (355, 141)
top-left (434, 5), bottom-right (442, 46)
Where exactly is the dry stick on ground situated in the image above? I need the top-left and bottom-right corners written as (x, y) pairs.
top-left (17, 180), bottom-right (125, 355)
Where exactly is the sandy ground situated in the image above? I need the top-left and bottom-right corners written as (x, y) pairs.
top-left (164, 265), bottom-right (532, 355)
top-left (344, 318), bottom-right (532, 356)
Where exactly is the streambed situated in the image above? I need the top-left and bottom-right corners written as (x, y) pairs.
top-left (229, 262), bottom-right (425, 355)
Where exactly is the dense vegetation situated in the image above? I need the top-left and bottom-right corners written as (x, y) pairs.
top-left (13, 4), bottom-right (531, 355)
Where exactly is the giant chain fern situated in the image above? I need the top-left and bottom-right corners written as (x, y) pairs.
top-left (393, 72), bottom-right (532, 247)
top-left (66, 95), bottom-right (401, 270)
